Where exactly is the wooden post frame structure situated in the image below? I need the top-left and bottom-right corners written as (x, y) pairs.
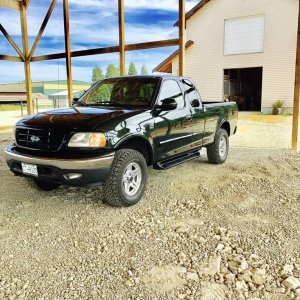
top-left (20, 0), bottom-right (33, 115)
top-left (292, 1), bottom-right (300, 151)
top-left (62, 0), bottom-right (73, 107)
top-left (0, 0), bottom-right (186, 114)
top-left (178, 0), bottom-right (185, 76)
top-left (118, 0), bottom-right (126, 76)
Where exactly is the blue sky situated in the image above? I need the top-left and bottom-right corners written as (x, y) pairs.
top-left (0, 0), bottom-right (198, 83)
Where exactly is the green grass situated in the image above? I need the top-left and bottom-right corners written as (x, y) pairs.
top-left (0, 105), bottom-right (24, 111)
top-left (0, 105), bottom-right (54, 112)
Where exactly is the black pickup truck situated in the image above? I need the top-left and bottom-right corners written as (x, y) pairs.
top-left (5, 75), bottom-right (238, 207)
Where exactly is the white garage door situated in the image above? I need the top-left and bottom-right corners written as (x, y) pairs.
top-left (224, 15), bottom-right (265, 55)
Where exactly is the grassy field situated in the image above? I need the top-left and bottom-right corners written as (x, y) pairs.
top-left (238, 113), bottom-right (292, 123)
top-left (0, 105), bottom-right (25, 112)
top-left (0, 105), bottom-right (54, 112)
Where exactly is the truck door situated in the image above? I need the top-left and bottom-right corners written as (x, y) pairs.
top-left (182, 79), bottom-right (205, 148)
top-left (153, 79), bottom-right (193, 162)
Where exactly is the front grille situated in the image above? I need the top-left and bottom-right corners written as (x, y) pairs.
top-left (16, 128), bottom-right (66, 151)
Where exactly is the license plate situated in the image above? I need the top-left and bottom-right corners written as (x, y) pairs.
top-left (21, 163), bottom-right (38, 177)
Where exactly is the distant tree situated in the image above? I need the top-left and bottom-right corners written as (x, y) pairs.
top-left (90, 66), bottom-right (110, 102)
top-left (106, 64), bottom-right (119, 78)
top-left (92, 66), bottom-right (104, 84)
top-left (140, 63), bottom-right (152, 99)
top-left (141, 64), bottom-right (148, 75)
top-left (128, 62), bottom-right (138, 75)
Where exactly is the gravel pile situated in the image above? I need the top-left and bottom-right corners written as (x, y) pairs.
top-left (0, 132), bottom-right (300, 300)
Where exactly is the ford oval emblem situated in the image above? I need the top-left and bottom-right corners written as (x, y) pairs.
top-left (30, 135), bottom-right (40, 142)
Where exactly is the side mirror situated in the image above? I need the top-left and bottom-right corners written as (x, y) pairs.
top-left (160, 98), bottom-right (177, 111)
top-left (72, 97), bottom-right (79, 105)
top-left (191, 99), bottom-right (200, 108)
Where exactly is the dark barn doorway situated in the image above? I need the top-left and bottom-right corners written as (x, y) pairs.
top-left (224, 67), bottom-right (263, 111)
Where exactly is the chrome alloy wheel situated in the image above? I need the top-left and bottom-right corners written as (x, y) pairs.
top-left (122, 162), bottom-right (142, 196)
top-left (219, 136), bottom-right (227, 157)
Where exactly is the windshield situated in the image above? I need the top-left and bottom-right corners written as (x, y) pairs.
top-left (79, 77), bottom-right (159, 108)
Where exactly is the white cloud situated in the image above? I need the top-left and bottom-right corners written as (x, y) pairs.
top-left (68, 0), bottom-right (198, 12)
top-left (0, 61), bottom-right (25, 83)
top-left (0, 3), bottom-right (178, 46)
top-left (126, 0), bottom-right (198, 11)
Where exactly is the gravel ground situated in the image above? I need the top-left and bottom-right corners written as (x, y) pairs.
top-left (230, 115), bottom-right (294, 150)
top-left (0, 123), bottom-right (300, 299)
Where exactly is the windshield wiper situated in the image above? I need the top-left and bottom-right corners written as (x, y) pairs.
top-left (111, 102), bottom-right (132, 108)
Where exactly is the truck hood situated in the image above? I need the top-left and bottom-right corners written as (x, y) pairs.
top-left (17, 106), bottom-right (146, 131)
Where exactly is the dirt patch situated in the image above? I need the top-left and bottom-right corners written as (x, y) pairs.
top-left (143, 266), bottom-right (186, 293)
top-left (0, 129), bottom-right (300, 299)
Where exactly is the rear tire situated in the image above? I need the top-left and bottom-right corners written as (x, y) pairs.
top-left (103, 149), bottom-right (148, 207)
top-left (206, 128), bottom-right (229, 164)
top-left (34, 179), bottom-right (60, 191)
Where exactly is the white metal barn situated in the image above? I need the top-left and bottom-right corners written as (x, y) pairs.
top-left (154, 0), bottom-right (299, 113)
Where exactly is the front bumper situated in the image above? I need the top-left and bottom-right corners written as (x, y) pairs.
top-left (5, 145), bottom-right (115, 186)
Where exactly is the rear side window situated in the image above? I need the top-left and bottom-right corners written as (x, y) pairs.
top-left (182, 79), bottom-right (201, 104)
top-left (158, 80), bottom-right (185, 109)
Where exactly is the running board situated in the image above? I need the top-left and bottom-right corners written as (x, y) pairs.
top-left (155, 150), bottom-right (200, 170)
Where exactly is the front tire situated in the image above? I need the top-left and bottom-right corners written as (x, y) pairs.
top-left (103, 149), bottom-right (148, 207)
top-left (34, 179), bottom-right (60, 191)
top-left (206, 128), bottom-right (229, 164)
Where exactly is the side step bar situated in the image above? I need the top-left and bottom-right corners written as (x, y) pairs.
top-left (155, 150), bottom-right (200, 170)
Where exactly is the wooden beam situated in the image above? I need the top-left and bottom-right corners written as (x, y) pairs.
top-left (25, 0), bottom-right (31, 9)
top-left (178, 0), bottom-right (185, 76)
top-left (0, 54), bottom-right (22, 62)
top-left (153, 40), bottom-right (194, 73)
top-left (0, 1), bottom-right (20, 10)
top-left (31, 52), bottom-right (66, 62)
top-left (125, 39), bottom-right (179, 51)
top-left (63, 0), bottom-right (73, 107)
top-left (28, 0), bottom-right (57, 61)
top-left (118, 0), bottom-right (125, 75)
top-left (0, 24), bottom-right (25, 61)
top-left (20, 1), bottom-right (33, 115)
top-left (292, 2), bottom-right (300, 151)
top-left (31, 39), bottom-right (180, 62)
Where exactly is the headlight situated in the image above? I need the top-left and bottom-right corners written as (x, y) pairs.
top-left (68, 132), bottom-right (107, 148)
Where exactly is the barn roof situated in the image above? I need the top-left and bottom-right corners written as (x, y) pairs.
top-left (153, 40), bottom-right (194, 73)
top-left (174, 0), bottom-right (211, 27)
top-left (0, 86), bottom-right (25, 93)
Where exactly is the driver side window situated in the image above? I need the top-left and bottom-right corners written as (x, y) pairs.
top-left (158, 80), bottom-right (185, 109)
